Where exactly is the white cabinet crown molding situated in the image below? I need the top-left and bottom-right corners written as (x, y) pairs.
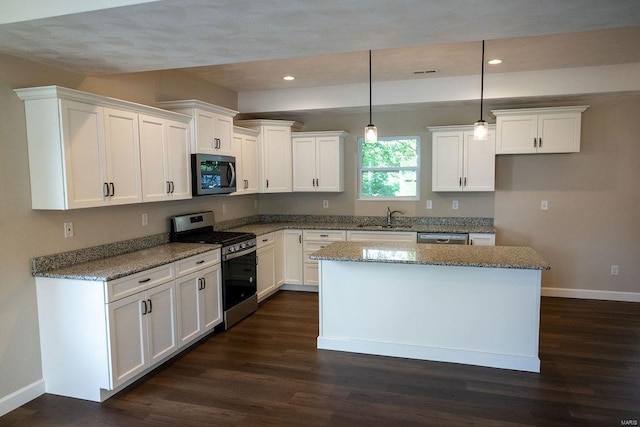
top-left (491, 105), bottom-right (589, 117)
top-left (233, 125), bottom-right (260, 137)
top-left (235, 119), bottom-right (304, 131)
top-left (15, 86), bottom-right (191, 123)
top-left (157, 99), bottom-right (238, 118)
top-left (427, 124), bottom-right (496, 132)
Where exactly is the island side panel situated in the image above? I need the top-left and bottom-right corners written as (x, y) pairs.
top-left (317, 260), bottom-right (541, 372)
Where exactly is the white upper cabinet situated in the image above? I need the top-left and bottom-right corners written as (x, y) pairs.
top-left (235, 119), bottom-right (299, 193)
top-left (292, 131), bottom-right (346, 192)
top-left (15, 86), bottom-right (191, 210)
top-left (430, 125), bottom-right (496, 192)
top-left (158, 100), bottom-right (238, 156)
top-left (139, 114), bottom-right (191, 202)
top-left (493, 106), bottom-right (588, 154)
top-left (232, 126), bottom-right (260, 195)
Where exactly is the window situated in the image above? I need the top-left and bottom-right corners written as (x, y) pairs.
top-left (358, 136), bottom-right (420, 199)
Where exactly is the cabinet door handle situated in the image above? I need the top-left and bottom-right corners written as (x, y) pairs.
top-left (459, 177), bottom-right (462, 187)
top-left (103, 182), bottom-right (109, 198)
top-left (316, 178), bottom-right (319, 187)
top-left (266, 179), bottom-right (269, 188)
top-left (141, 300), bottom-right (148, 315)
top-left (147, 298), bottom-right (152, 313)
top-left (464, 177), bottom-right (467, 186)
top-left (171, 181), bottom-right (175, 193)
top-left (299, 235), bottom-right (302, 244)
top-left (533, 137), bottom-right (537, 148)
top-left (166, 181), bottom-right (171, 194)
top-left (110, 182), bottom-right (115, 197)
top-left (539, 138), bottom-right (542, 148)
top-left (138, 278), bottom-right (151, 283)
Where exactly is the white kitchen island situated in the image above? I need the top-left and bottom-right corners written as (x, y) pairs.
top-left (311, 242), bottom-right (550, 373)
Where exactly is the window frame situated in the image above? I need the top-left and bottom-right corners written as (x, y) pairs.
top-left (357, 135), bottom-right (421, 201)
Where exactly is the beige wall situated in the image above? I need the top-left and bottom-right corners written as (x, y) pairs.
top-left (1, 50), bottom-right (639, 408)
top-left (495, 95), bottom-right (640, 294)
top-left (0, 54), bottom-right (255, 403)
top-left (259, 105), bottom-right (496, 218)
top-left (261, 96), bottom-right (640, 296)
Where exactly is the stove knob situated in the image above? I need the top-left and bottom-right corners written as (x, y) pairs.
top-left (229, 246), bottom-right (236, 253)
top-left (241, 243), bottom-right (247, 249)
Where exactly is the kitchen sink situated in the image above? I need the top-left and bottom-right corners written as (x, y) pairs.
top-left (356, 224), bottom-right (413, 229)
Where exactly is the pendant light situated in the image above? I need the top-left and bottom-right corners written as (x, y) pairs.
top-left (364, 50), bottom-right (378, 143)
top-left (473, 40), bottom-right (489, 140)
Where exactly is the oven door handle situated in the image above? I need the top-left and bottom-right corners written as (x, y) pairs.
top-left (223, 246), bottom-right (256, 261)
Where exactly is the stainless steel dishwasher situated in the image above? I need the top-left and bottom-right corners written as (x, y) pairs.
top-left (417, 232), bottom-right (469, 245)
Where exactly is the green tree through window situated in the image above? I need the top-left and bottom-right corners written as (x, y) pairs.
top-left (358, 136), bottom-right (420, 199)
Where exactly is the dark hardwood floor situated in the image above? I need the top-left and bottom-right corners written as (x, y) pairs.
top-left (3, 291), bottom-right (640, 426)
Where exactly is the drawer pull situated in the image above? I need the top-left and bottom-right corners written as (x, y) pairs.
top-left (196, 260), bottom-right (205, 265)
top-left (320, 234), bottom-right (329, 237)
top-left (262, 238), bottom-right (269, 242)
top-left (138, 278), bottom-right (151, 284)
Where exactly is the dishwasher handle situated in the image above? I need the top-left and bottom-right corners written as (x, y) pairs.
top-left (417, 233), bottom-right (469, 245)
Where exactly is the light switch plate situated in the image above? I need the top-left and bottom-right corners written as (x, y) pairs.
top-left (426, 200), bottom-right (433, 209)
top-left (452, 200), bottom-right (459, 210)
top-left (323, 200), bottom-right (329, 208)
top-left (541, 200), bottom-right (548, 210)
top-left (141, 213), bottom-right (148, 226)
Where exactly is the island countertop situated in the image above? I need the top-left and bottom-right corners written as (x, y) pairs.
top-left (310, 241), bottom-right (550, 270)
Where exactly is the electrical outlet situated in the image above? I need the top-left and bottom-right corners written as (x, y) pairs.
top-left (426, 200), bottom-right (433, 209)
top-left (141, 213), bottom-right (148, 226)
top-left (452, 200), bottom-right (459, 210)
top-left (541, 200), bottom-right (548, 211)
top-left (63, 222), bottom-right (73, 238)
top-left (222, 204), bottom-right (227, 214)
top-left (611, 265), bottom-right (619, 276)
top-left (323, 200), bottom-right (329, 208)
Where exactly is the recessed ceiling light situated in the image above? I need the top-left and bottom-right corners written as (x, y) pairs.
top-left (488, 59), bottom-right (502, 65)
top-left (283, 75), bottom-right (295, 81)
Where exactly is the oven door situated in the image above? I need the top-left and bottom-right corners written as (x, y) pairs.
top-left (222, 247), bottom-right (257, 310)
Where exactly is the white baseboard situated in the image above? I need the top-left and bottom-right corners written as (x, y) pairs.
top-left (280, 284), bottom-right (318, 292)
top-left (0, 379), bottom-right (45, 417)
top-left (542, 287), bottom-right (640, 302)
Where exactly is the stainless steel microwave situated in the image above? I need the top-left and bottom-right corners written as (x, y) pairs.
top-left (192, 154), bottom-right (236, 195)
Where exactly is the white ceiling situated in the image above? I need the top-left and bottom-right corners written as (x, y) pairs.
top-left (1, 0), bottom-right (639, 94)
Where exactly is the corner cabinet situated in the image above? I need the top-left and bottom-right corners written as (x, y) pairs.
top-left (158, 100), bottom-right (239, 156)
top-left (292, 131), bottom-right (347, 192)
top-left (15, 86), bottom-right (192, 210)
top-left (429, 125), bottom-right (496, 192)
top-left (235, 119), bottom-right (300, 193)
top-left (469, 233), bottom-right (496, 246)
top-left (492, 106), bottom-right (588, 154)
top-left (232, 126), bottom-right (260, 195)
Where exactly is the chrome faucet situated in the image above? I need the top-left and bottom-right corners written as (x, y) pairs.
top-left (386, 207), bottom-right (405, 226)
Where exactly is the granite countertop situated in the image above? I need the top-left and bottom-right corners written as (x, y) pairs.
top-left (34, 242), bottom-right (220, 281)
top-left (228, 222), bottom-right (496, 236)
top-left (310, 241), bottom-right (550, 270)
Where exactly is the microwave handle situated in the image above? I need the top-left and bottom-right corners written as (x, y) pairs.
top-left (228, 162), bottom-right (236, 187)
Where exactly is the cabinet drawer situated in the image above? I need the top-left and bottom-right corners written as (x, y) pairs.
top-left (303, 241), bottom-right (331, 263)
top-left (303, 229), bottom-right (346, 241)
top-left (346, 231), bottom-right (417, 242)
top-left (256, 232), bottom-right (275, 248)
top-left (175, 250), bottom-right (221, 278)
top-left (106, 264), bottom-right (175, 303)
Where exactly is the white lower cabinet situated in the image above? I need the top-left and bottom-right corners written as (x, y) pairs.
top-left (35, 249), bottom-right (221, 402)
top-left (302, 230), bottom-right (346, 286)
top-left (469, 233), bottom-right (496, 246)
top-left (107, 280), bottom-right (177, 388)
top-left (175, 264), bottom-right (223, 348)
top-left (257, 232), bottom-right (277, 301)
top-left (283, 229), bottom-right (304, 285)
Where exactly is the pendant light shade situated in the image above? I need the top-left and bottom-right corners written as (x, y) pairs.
top-left (473, 40), bottom-right (489, 141)
top-left (365, 50), bottom-right (377, 143)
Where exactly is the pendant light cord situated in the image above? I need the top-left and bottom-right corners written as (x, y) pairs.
top-left (369, 49), bottom-right (373, 125)
top-left (480, 40), bottom-right (485, 121)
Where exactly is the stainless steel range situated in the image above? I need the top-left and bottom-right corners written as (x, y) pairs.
top-left (170, 211), bottom-right (257, 329)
